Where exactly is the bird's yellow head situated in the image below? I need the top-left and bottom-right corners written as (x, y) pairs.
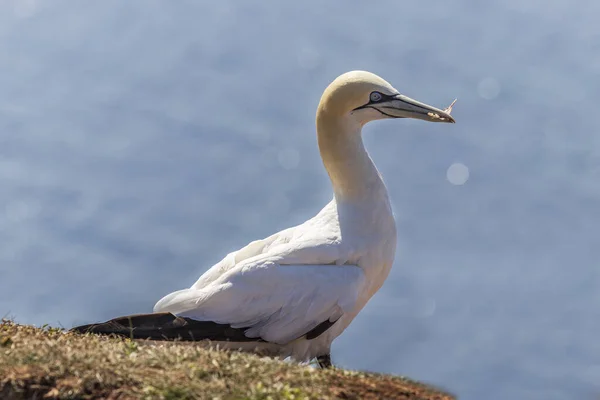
top-left (318, 70), bottom-right (456, 126)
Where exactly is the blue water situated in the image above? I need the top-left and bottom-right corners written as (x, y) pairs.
top-left (1, 1), bottom-right (599, 399)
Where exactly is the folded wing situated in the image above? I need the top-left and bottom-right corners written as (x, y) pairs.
top-left (154, 261), bottom-right (365, 344)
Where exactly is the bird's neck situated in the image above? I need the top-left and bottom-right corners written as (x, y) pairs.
top-left (316, 112), bottom-right (388, 203)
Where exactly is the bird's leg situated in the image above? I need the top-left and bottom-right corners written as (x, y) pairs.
top-left (316, 353), bottom-right (333, 369)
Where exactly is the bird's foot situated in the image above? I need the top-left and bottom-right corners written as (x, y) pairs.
top-left (316, 353), bottom-right (333, 369)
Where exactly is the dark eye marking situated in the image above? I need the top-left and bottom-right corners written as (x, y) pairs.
top-left (370, 91), bottom-right (383, 102)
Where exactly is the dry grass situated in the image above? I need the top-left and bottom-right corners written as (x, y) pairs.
top-left (0, 320), bottom-right (454, 400)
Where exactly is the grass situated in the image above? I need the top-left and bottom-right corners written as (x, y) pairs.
top-left (0, 320), bottom-right (455, 400)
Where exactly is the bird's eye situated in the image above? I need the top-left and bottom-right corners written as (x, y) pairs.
top-left (370, 92), bottom-right (383, 102)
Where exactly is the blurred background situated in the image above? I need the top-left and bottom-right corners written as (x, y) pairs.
top-left (1, 0), bottom-right (599, 399)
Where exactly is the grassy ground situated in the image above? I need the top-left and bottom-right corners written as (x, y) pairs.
top-left (0, 320), bottom-right (454, 400)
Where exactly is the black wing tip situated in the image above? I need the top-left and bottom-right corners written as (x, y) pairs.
top-left (70, 312), bottom-right (265, 343)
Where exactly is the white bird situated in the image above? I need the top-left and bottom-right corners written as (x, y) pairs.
top-left (72, 71), bottom-right (456, 368)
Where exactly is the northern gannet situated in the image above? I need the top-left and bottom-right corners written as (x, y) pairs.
top-left (72, 71), bottom-right (456, 368)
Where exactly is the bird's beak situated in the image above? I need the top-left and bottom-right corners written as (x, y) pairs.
top-left (376, 95), bottom-right (456, 123)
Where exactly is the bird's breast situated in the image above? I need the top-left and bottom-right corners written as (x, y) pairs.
top-left (336, 201), bottom-right (397, 282)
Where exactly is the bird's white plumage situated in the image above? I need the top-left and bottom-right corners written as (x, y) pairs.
top-left (155, 263), bottom-right (365, 344)
top-left (153, 71), bottom-right (455, 363)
